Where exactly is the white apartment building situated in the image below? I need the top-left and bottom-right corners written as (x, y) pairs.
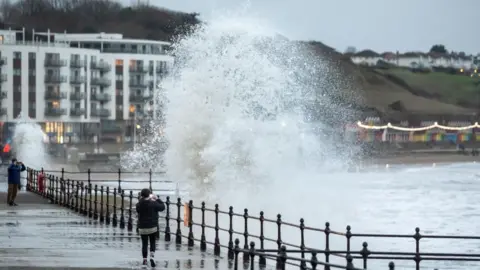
top-left (0, 28), bottom-right (173, 144)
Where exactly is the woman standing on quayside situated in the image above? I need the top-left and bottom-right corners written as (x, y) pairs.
top-left (136, 188), bottom-right (165, 268)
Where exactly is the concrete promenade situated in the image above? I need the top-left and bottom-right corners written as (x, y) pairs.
top-left (0, 190), bottom-right (230, 269)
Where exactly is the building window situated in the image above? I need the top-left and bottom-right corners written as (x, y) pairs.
top-left (115, 59), bottom-right (123, 66)
top-left (28, 52), bottom-right (36, 59)
top-left (115, 74), bottom-right (123, 81)
top-left (29, 69), bottom-right (35, 76)
top-left (14, 52), bottom-right (21, 59)
top-left (51, 101), bottom-right (60, 108)
top-left (116, 89), bottom-right (123, 95)
top-left (13, 69), bottom-right (21, 76)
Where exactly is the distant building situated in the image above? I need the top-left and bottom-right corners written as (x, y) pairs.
top-left (351, 49), bottom-right (475, 70)
top-left (0, 28), bottom-right (173, 144)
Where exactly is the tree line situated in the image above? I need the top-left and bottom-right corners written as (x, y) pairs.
top-left (0, 0), bottom-right (200, 41)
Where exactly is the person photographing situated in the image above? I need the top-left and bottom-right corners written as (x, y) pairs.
top-left (136, 188), bottom-right (165, 268)
top-left (7, 158), bottom-right (26, 206)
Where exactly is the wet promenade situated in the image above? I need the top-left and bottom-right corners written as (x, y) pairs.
top-left (0, 192), bottom-right (229, 269)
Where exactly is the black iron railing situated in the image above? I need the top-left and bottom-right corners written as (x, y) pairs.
top-left (24, 167), bottom-right (480, 270)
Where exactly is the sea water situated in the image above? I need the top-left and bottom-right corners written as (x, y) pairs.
top-left (118, 9), bottom-right (480, 270)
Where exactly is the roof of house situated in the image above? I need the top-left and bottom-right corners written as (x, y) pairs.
top-left (354, 50), bottom-right (380, 57)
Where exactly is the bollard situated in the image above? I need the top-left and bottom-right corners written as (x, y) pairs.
top-left (227, 206), bottom-right (234, 260)
top-left (105, 187), bottom-right (111, 225)
top-left (346, 255), bottom-right (355, 270)
top-left (243, 208), bottom-right (249, 263)
top-left (300, 218), bottom-right (306, 270)
top-left (414, 227), bottom-right (421, 270)
top-left (325, 222), bottom-right (331, 269)
top-left (360, 242), bottom-right (370, 269)
top-left (175, 198), bottom-right (182, 244)
top-left (310, 252), bottom-right (318, 270)
top-left (75, 182), bottom-right (80, 212)
top-left (88, 183), bottom-right (93, 218)
top-left (79, 183), bottom-right (85, 215)
top-left (214, 204), bottom-right (220, 256)
top-left (127, 191), bottom-right (133, 231)
top-left (276, 245), bottom-right (287, 270)
top-left (99, 186), bottom-right (105, 223)
top-left (249, 242), bottom-right (255, 270)
top-left (87, 169), bottom-right (91, 194)
top-left (200, 201), bottom-right (206, 251)
top-left (187, 200), bottom-right (194, 247)
top-left (117, 168), bottom-right (122, 192)
top-left (346, 225), bottom-right (352, 254)
top-left (93, 185), bottom-right (99, 220)
top-left (54, 177), bottom-right (59, 204)
top-left (259, 211), bottom-right (266, 267)
top-left (276, 214), bottom-right (283, 250)
top-left (164, 196), bottom-right (171, 242)
top-left (119, 190), bottom-right (126, 229)
top-left (233, 239), bottom-right (240, 270)
top-left (112, 188), bottom-right (118, 227)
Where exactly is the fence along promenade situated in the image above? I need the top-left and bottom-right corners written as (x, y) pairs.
top-left (26, 167), bottom-right (480, 270)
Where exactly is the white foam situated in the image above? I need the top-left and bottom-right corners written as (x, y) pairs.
top-left (12, 114), bottom-right (50, 186)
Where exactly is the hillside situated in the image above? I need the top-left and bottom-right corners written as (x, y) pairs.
top-left (304, 42), bottom-right (476, 121)
top-left (1, 0), bottom-right (474, 123)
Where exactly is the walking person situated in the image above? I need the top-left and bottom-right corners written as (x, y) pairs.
top-left (136, 188), bottom-right (165, 268)
top-left (7, 158), bottom-right (26, 206)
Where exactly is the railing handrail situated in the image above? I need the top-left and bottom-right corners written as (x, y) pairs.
top-left (21, 167), bottom-right (480, 270)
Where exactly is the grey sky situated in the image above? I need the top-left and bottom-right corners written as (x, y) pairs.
top-left (121, 0), bottom-right (478, 54)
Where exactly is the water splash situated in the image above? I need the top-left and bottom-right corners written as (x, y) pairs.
top-left (12, 112), bottom-right (49, 171)
top-left (122, 12), bottom-right (358, 201)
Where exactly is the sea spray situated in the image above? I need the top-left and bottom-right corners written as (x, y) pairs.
top-left (12, 117), bottom-right (49, 174)
top-left (121, 13), bottom-right (357, 202)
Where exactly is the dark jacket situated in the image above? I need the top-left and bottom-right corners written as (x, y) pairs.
top-left (136, 197), bottom-right (165, 229)
top-left (8, 163), bottom-right (26, 185)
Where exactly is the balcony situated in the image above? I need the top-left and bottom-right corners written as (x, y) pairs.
top-left (102, 125), bottom-right (123, 134)
top-left (70, 108), bottom-right (85, 116)
top-left (70, 59), bottom-right (85, 68)
top-left (70, 92), bottom-right (85, 100)
top-left (0, 57), bottom-right (6, 65)
top-left (0, 91), bottom-right (6, 99)
top-left (129, 65), bottom-right (148, 73)
top-left (156, 66), bottom-right (168, 75)
top-left (91, 61), bottom-right (111, 72)
top-left (91, 108), bottom-right (111, 117)
top-left (91, 93), bottom-right (111, 102)
top-left (90, 77), bottom-right (111, 87)
top-left (44, 75), bottom-right (67, 84)
top-left (45, 108), bottom-right (66, 116)
top-left (44, 58), bottom-right (67, 67)
top-left (0, 74), bottom-right (6, 82)
top-left (45, 91), bottom-right (67, 100)
top-left (129, 80), bottom-right (148, 88)
top-left (129, 93), bottom-right (153, 103)
top-left (0, 108), bottom-right (5, 116)
top-left (70, 76), bottom-right (85, 84)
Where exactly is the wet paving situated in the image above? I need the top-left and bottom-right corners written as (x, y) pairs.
top-left (0, 193), bottom-right (237, 269)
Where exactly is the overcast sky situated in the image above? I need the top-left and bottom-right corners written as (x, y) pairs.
top-left (120, 0), bottom-right (478, 54)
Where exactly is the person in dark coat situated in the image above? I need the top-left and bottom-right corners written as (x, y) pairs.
top-left (136, 188), bottom-right (165, 268)
top-left (7, 158), bottom-right (26, 206)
